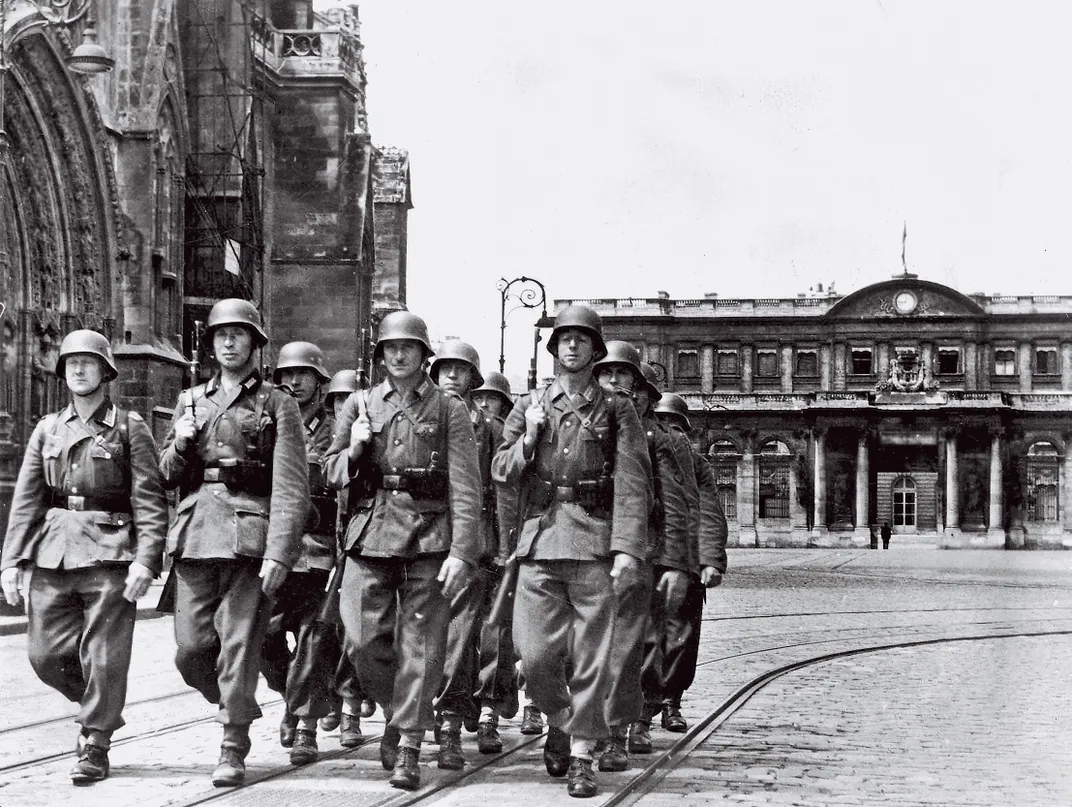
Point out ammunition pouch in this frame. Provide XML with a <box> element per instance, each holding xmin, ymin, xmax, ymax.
<box><xmin>305</xmin><ymin>492</ymin><xmax>338</xmax><ymax>536</ymax></box>
<box><xmin>201</xmin><ymin>458</ymin><xmax>270</xmax><ymax>496</ymax></box>
<box><xmin>527</xmin><ymin>476</ymin><xmax>613</xmax><ymax>519</ymax></box>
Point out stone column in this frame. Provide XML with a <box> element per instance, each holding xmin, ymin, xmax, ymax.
<box><xmin>944</xmin><ymin>431</ymin><xmax>961</xmax><ymax>542</ymax></box>
<box><xmin>1062</xmin><ymin>437</ymin><xmax>1072</xmax><ymax>545</ymax></box>
<box><xmin>819</xmin><ymin>345</ymin><xmax>832</xmax><ymax>390</ymax></box>
<box><xmin>741</xmin><ymin>344</ymin><xmax>754</xmax><ymax>393</ymax></box>
<box><xmin>965</xmin><ymin>342</ymin><xmax>978</xmax><ymax>389</ymax></box>
<box><xmin>1062</xmin><ymin>342</ymin><xmax>1072</xmax><ymax>391</ymax></box>
<box><xmin>700</xmin><ymin>345</ymin><xmax>715</xmax><ymax>393</ymax></box>
<box><xmin>789</xmin><ymin>453</ymin><xmax>809</xmax><ymax>545</ymax></box>
<box><xmin>781</xmin><ymin>345</ymin><xmax>793</xmax><ymax>392</ymax></box>
<box><xmin>811</xmin><ymin>429</ymin><xmax>829</xmax><ymax>543</ymax></box>
<box><xmin>986</xmin><ymin>430</ymin><xmax>1005</xmax><ymax>545</ymax></box>
<box><xmin>1018</xmin><ymin>341</ymin><xmax>1033</xmax><ymax>391</ymax></box>
<box><xmin>737</xmin><ymin>431</ymin><xmax>758</xmax><ymax>546</ymax></box>
<box><xmin>853</xmin><ymin>433</ymin><xmax>870</xmax><ymax>545</ymax></box>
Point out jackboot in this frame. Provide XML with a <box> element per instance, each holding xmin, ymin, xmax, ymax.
<box><xmin>389</xmin><ymin>746</ymin><xmax>421</xmax><ymax>791</ymax></box>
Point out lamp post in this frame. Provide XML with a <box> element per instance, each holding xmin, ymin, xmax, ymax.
<box><xmin>498</xmin><ymin>276</ymin><xmax>550</xmax><ymax>390</ymax></box>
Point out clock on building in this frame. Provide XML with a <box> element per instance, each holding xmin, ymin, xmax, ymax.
<box><xmin>894</xmin><ymin>290</ymin><xmax>918</xmax><ymax>314</ymax></box>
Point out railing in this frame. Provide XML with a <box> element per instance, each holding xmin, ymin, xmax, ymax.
<box><xmin>249</xmin><ymin>15</ymin><xmax>365</xmax><ymax>87</ymax></box>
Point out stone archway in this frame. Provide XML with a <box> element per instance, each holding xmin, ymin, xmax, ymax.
<box><xmin>0</xmin><ymin>23</ymin><xmax>118</xmax><ymax>536</ymax></box>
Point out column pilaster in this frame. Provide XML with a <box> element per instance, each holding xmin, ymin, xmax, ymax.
<box><xmin>986</xmin><ymin>429</ymin><xmax>1006</xmax><ymax>545</ymax></box>
<box><xmin>944</xmin><ymin>429</ymin><xmax>961</xmax><ymax>542</ymax></box>
<box><xmin>853</xmin><ymin>432</ymin><xmax>870</xmax><ymax>545</ymax></box>
<box><xmin>811</xmin><ymin>428</ymin><xmax>830</xmax><ymax>544</ymax></box>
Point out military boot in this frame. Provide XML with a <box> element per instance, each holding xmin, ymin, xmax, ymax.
<box><xmin>340</xmin><ymin>712</ymin><xmax>364</xmax><ymax>748</ymax></box>
<box><xmin>437</xmin><ymin>726</ymin><xmax>465</xmax><ymax>770</ymax></box>
<box><xmin>566</xmin><ymin>756</ymin><xmax>598</xmax><ymax>798</ymax></box>
<box><xmin>213</xmin><ymin>725</ymin><xmax>251</xmax><ymax>787</ymax></box>
<box><xmin>476</xmin><ymin>718</ymin><xmax>503</xmax><ymax>754</ymax></box>
<box><xmin>661</xmin><ymin>700</ymin><xmax>687</xmax><ymax>733</ymax></box>
<box><xmin>290</xmin><ymin>728</ymin><xmax>319</xmax><ymax>765</ymax></box>
<box><xmin>597</xmin><ymin>728</ymin><xmax>628</xmax><ymax>772</ymax></box>
<box><xmin>389</xmin><ymin>746</ymin><xmax>421</xmax><ymax>791</ymax></box>
<box><xmin>279</xmin><ymin>711</ymin><xmax>298</xmax><ymax>747</ymax></box>
<box><xmin>380</xmin><ymin>724</ymin><xmax>401</xmax><ymax>771</ymax></box>
<box><xmin>543</xmin><ymin>726</ymin><xmax>570</xmax><ymax>778</ymax></box>
<box><xmin>627</xmin><ymin>720</ymin><xmax>652</xmax><ymax>754</ymax></box>
<box><xmin>69</xmin><ymin>744</ymin><xmax>109</xmax><ymax>784</ymax></box>
<box><xmin>520</xmin><ymin>705</ymin><xmax>545</xmax><ymax>735</ymax></box>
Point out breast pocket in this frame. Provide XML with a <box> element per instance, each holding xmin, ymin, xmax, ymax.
<box><xmin>580</xmin><ymin>425</ymin><xmax>612</xmax><ymax>471</ymax></box>
<box><xmin>88</xmin><ymin>440</ymin><xmax>128</xmax><ymax>490</ymax></box>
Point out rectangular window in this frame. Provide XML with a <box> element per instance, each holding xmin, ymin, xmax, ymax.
<box><xmin>993</xmin><ymin>348</ymin><xmax>1016</xmax><ymax>376</ymax></box>
<box><xmin>1035</xmin><ymin>347</ymin><xmax>1058</xmax><ymax>375</ymax></box>
<box><xmin>794</xmin><ymin>349</ymin><xmax>818</xmax><ymax>376</ymax></box>
<box><xmin>676</xmin><ymin>349</ymin><xmax>699</xmax><ymax>377</ymax></box>
<box><xmin>937</xmin><ymin>347</ymin><xmax>961</xmax><ymax>375</ymax></box>
<box><xmin>756</xmin><ymin>350</ymin><xmax>779</xmax><ymax>377</ymax></box>
<box><xmin>716</xmin><ymin>349</ymin><xmax>739</xmax><ymax>376</ymax></box>
<box><xmin>850</xmin><ymin>348</ymin><xmax>873</xmax><ymax>375</ymax></box>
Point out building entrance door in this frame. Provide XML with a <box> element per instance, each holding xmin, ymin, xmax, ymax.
<box><xmin>892</xmin><ymin>475</ymin><xmax>917</xmax><ymax>534</ymax></box>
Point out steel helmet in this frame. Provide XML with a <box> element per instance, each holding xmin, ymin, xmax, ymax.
<box><xmin>373</xmin><ymin>311</ymin><xmax>433</xmax><ymax>363</ymax></box>
<box><xmin>546</xmin><ymin>304</ymin><xmax>607</xmax><ymax>362</ymax></box>
<box><xmin>592</xmin><ymin>340</ymin><xmax>643</xmax><ymax>386</ymax></box>
<box><xmin>326</xmin><ymin>369</ymin><xmax>359</xmax><ymax>401</ymax></box>
<box><xmin>205</xmin><ymin>298</ymin><xmax>268</xmax><ymax>347</ymax></box>
<box><xmin>639</xmin><ymin>362</ymin><xmax>662</xmax><ymax>400</ymax></box>
<box><xmin>654</xmin><ymin>392</ymin><xmax>692</xmax><ymax>430</ymax></box>
<box><xmin>273</xmin><ymin>341</ymin><xmax>330</xmax><ymax>384</ymax></box>
<box><xmin>429</xmin><ymin>339</ymin><xmax>484</xmax><ymax>389</ymax></box>
<box><xmin>471</xmin><ymin>370</ymin><xmax>513</xmax><ymax>412</ymax></box>
<box><xmin>55</xmin><ymin>329</ymin><xmax>118</xmax><ymax>382</ymax></box>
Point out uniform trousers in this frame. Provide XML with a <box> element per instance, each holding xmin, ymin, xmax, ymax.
<box><xmin>27</xmin><ymin>565</ymin><xmax>135</xmax><ymax>739</ymax></box>
<box><xmin>173</xmin><ymin>558</ymin><xmax>272</xmax><ymax>728</ymax></box>
<box><xmin>512</xmin><ymin>558</ymin><xmax>615</xmax><ymax>741</ymax></box>
<box><xmin>604</xmin><ymin>562</ymin><xmax>654</xmax><ymax>731</ymax></box>
<box><xmin>475</xmin><ymin>564</ymin><xmax>517</xmax><ymax>711</ymax></box>
<box><xmin>261</xmin><ymin>569</ymin><xmax>338</xmax><ymax>720</ymax></box>
<box><xmin>332</xmin><ymin>631</ymin><xmax>367</xmax><ymax>706</ymax></box>
<box><xmin>661</xmin><ymin>576</ymin><xmax>706</xmax><ymax>701</ymax></box>
<box><xmin>339</xmin><ymin>554</ymin><xmax>450</xmax><ymax>734</ymax></box>
<box><xmin>436</xmin><ymin>565</ymin><xmax>489</xmax><ymax>719</ymax></box>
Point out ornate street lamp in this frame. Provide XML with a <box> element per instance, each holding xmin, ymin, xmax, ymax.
<box><xmin>498</xmin><ymin>276</ymin><xmax>550</xmax><ymax>390</ymax></box>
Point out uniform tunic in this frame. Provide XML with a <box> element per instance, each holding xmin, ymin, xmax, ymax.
<box><xmin>2</xmin><ymin>399</ymin><xmax>168</xmax><ymax>737</ymax></box>
<box><xmin>159</xmin><ymin>371</ymin><xmax>308</xmax><ymax>728</ymax></box>
<box><xmin>322</xmin><ymin>374</ymin><xmax>482</xmax><ymax>734</ymax></box>
<box><xmin>262</xmin><ymin>403</ymin><xmax>340</xmax><ymax>720</ymax></box>
<box><xmin>492</xmin><ymin>378</ymin><xmax>650</xmax><ymax>740</ymax></box>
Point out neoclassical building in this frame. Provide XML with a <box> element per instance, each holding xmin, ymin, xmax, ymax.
<box><xmin>557</xmin><ymin>274</ymin><xmax>1072</xmax><ymax>549</ymax></box>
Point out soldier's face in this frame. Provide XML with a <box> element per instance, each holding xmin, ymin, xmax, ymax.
<box><xmin>65</xmin><ymin>354</ymin><xmax>104</xmax><ymax>396</ymax></box>
<box><xmin>596</xmin><ymin>365</ymin><xmax>636</xmax><ymax>394</ymax></box>
<box><xmin>437</xmin><ymin>360</ymin><xmax>473</xmax><ymax>395</ymax></box>
<box><xmin>383</xmin><ymin>340</ymin><xmax>424</xmax><ymax>381</ymax></box>
<box><xmin>214</xmin><ymin>326</ymin><xmax>254</xmax><ymax>370</ymax></box>
<box><xmin>331</xmin><ymin>395</ymin><xmax>348</xmax><ymax>419</ymax></box>
<box><xmin>556</xmin><ymin>329</ymin><xmax>594</xmax><ymax>371</ymax></box>
<box><xmin>280</xmin><ymin>368</ymin><xmax>319</xmax><ymax>405</ymax></box>
<box><xmin>472</xmin><ymin>391</ymin><xmax>504</xmax><ymax>417</ymax></box>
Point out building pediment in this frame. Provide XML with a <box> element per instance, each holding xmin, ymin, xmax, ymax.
<box><xmin>824</xmin><ymin>278</ymin><xmax>985</xmax><ymax>320</ymax></box>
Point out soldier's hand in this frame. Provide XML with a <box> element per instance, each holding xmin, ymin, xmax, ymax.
<box><xmin>123</xmin><ymin>561</ymin><xmax>154</xmax><ymax>603</ymax></box>
<box><xmin>437</xmin><ymin>556</ymin><xmax>471</xmax><ymax>601</ymax></box>
<box><xmin>656</xmin><ymin>568</ymin><xmax>689</xmax><ymax>613</ymax></box>
<box><xmin>1</xmin><ymin>567</ymin><xmax>24</xmax><ymax>607</ymax></box>
<box><xmin>173</xmin><ymin>412</ymin><xmax>198</xmax><ymax>452</ymax></box>
<box><xmin>351</xmin><ymin>414</ymin><xmax>372</xmax><ymax>446</ymax></box>
<box><xmin>259</xmin><ymin>558</ymin><xmax>289</xmax><ymax>596</ymax></box>
<box><xmin>609</xmin><ymin>552</ymin><xmax>640</xmax><ymax>596</ymax></box>
<box><xmin>700</xmin><ymin>566</ymin><xmax>723</xmax><ymax>589</ymax></box>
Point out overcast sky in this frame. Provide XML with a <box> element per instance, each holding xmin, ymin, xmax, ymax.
<box><xmin>316</xmin><ymin>0</ymin><xmax>1072</xmax><ymax>389</ymax></box>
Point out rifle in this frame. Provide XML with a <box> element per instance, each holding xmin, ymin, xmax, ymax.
<box><xmin>156</xmin><ymin>320</ymin><xmax>205</xmax><ymax>615</ymax></box>
<box><xmin>485</xmin><ymin>550</ymin><xmax>518</xmax><ymax>627</ymax></box>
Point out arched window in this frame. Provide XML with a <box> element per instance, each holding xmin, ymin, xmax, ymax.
<box><xmin>708</xmin><ymin>439</ymin><xmax>737</xmax><ymax>456</ymax></box>
<box><xmin>1026</xmin><ymin>441</ymin><xmax>1060</xmax><ymax>522</ymax></box>
<box><xmin>759</xmin><ymin>439</ymin><xmax>790</xmax><ymax>456</ymax></box>
<box><xmin>892</xmin><ymin>476</ymin><xmax>916</xmax><ymax>527</ymax></box>
<box><xmin>758</xmin><ymin>440</ymin><xmax>791</xmax><ymax>519</ymax></box>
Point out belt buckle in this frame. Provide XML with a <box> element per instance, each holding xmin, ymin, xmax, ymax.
<box><xmin>382</xmin><ymin>474</ymin><xmax>403</xmax><ymax>490</ymax></box>
<box><xmin>67</xmin><ymin>495</ymin><xmax>86</xmax><ymax>511</ymax></box>
<box><xmin>555</xmin><ymin>486</ymin><xmax>575</xmax><ymax>502</ymax></box>
<box><xmin>203</xmin><ymin>468</ymin><xmax>222</xmax><ymax>483</ymax></box>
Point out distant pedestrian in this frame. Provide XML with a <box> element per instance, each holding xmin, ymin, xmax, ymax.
<box><xmin>881</xmin><ymin>521</ymin><xmax>892</xmax><ymax>550</ymax></box>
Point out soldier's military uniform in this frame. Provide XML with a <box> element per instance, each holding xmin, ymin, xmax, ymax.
<box><xmin>322</xmin><ymin>312</ymin><xmax>482</xmax><ymax>790</ymax></box>
<box><xmin>159</xmin><ymin>300</ymin><xmax>308</xmax><ymax>783</ymax></box>
<box><xmin>0</xmin><ymin>330</ymin><xmax>168</xmax><ymax>784</ymax></box>
<box><xmin>261</xmin><ymin>341</ymin><xmax>340</xmax><ymax>764</ymax></box>
<box><xmin>492</xmin><ymin>305</ymin><xmax>650</xmax><ymax>798</ymax></box>
<box><xmin>653</xmin><ymin>393</ymin><xmax>728</xmax><ymax>733</ymax></box>
<box><xmin>592</xmin><ymin>345</ymin><xmax>690</xmax><ymax>772</ymax></box>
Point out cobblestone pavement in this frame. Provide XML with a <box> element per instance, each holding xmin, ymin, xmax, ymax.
<box><xmin>0</xmin><ymin>549</ymin><xmax>1068</xmax><ymax>806</ymax></box>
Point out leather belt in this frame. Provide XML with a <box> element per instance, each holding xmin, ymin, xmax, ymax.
<box><xmin>50</xmin><ymin>492</ymin><xmax>132</xmax><ymax>514</ymax></box>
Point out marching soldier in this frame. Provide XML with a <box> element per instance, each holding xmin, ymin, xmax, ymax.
<box><xmin>262</xmin><ymin>341</ymin><xmax>339</xmax><ymax>765</ymax></box>
<box><xmin>591</xmin><ymin>344</ymin><xmax>690</xmax><ymax>773</ymax></box>
<box><xmin>322</xmin><ymin>311</ymin><xmax>482</xmax><ymax>791</ymax></box>
<box><xmin>319</xmin><ymin>368</ymin><xmax>375</xmax><ymax>748</ymax></box>
<box><xmin>469</xmin><ymin>371</ymin><xmax>521</xmax><ymax>744</ymax></box>
<box><xmin>651</xmin><ymin>392</ymin><xmax>727</xmax><ymax>733</ymax></box>
<box><xmin>159</xmin><ymin>299</ymin><xmax>309</xmax><ymax>787</ymax></box>
<box><xmin>492</xmin><ymin>304</ymin><xmax>651</xmax><ymax>799</ymax></box>
<box><xmin>0</xmin><ymin>330</ymin><xmax>169</xmax><ymax>784</ymax></box>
